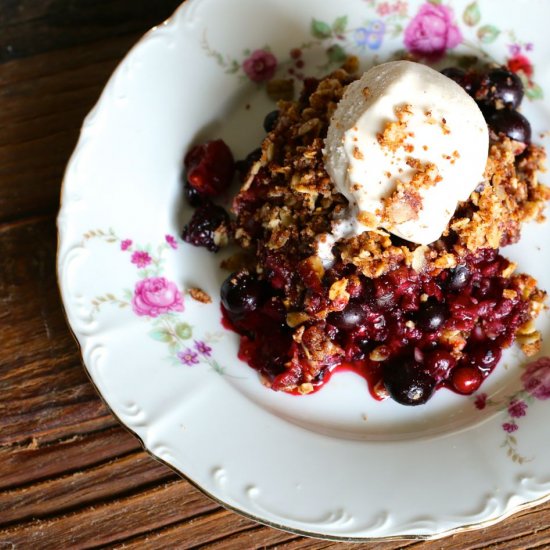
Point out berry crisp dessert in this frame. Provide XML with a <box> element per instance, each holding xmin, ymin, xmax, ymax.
<box><xmin>181</xmin><ymin>58</ymin><xmax>550</xmax><ymax>406</ymax></box>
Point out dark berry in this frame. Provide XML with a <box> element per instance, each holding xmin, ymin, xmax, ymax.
<box><xmin>235</xmin><ymin>148</ymin><xmax>262</xmax><ymax>181</ymax></box>
<box><xmin>475</xmin><ymin>68</ymin><xmax>524</xmax><ymax>109</ymax></box>
<box><xmin>441</xmin><ymin>67</ymin><xmax>478</xmax><ymax>95</ymax></box>
<box><xmin>486</xmin><ymin>108</ymin><xmax>531</xmax><ymax>145</ymax></box>
<box><xmin>447</xmin><ymin>264</ymin><xmax>471</xmax><ymax>291</ymax></box>
<box><xmin>328</xmin><ymin>303</ymin><xmax>365</xmax><ymax>331</ymax></box>
<box><xmin>416</xmin><ymin>300</ymin><xmax>448</xmax><ymax>332</ymax></box>
<box><xmin>184</xmin><ymin>139</ymin><xmax>235</xmax><ymax>198</ymax></box>
<box><xmin>467</xmin><ymin>345</ymin><xmax>502</xmax><ymax>375</ymax></box>
<box><xmin>441</xmin><ymin>67</ymin><xmax>466</xmax><ymax>86</ymax></box>
<box><xmin>451</xmin><ymin>365</ymin><xmax>483</xmax><ymax>394</ymax></box>
<box><xmin>221</xmin><ymin>271</ymin><xmax>265</xmax><ymax>315</ymax></box>
<box><xmin>263</xmin><ymin>110</ymin><xmax>279</xmax><ymax>133</ymax></box>
<box><xmin>183</xmin><ymin>182</ymin><xmax>204</xmax><ymax>207</ymax></box>
<box><xmin>181</xmin><ymin>201</ymin><xmax>230</xmax><ymax>252</ymax></box>
<box><xmin>383</xmin><ymin>359</ymin><xmax>436</xmax><ymax>406</ymax></box>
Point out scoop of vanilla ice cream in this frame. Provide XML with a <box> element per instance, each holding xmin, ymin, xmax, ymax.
<box><xmin>324</xmin><ymin>60</ymin><xmax>488</xmax><ymax>245</ymax></box>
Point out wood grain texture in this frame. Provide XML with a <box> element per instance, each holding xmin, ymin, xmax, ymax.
<box><xmin>1</xmin><ymin>1</ymin><xmax>549</xmax><ymax>548</ymax></box>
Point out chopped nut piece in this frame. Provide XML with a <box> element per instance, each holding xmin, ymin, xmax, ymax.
<box><xmin>188</xmin><ymin>287</ymin><xmax>212</xmax><ymax>304</ymax></box>
<box><xmin>329</xmin><ymin>278</ymin><xmax>350</xmax><ymax>302</ymax></box>
<box><xmin>287</xmin><ymin>311</ymin><xmax>310</xmax><ymax>328</ymax></box>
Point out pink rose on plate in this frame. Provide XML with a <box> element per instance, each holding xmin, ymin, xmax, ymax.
<box><xmin>132</xmin><ymin>277</ymin><xmax>184</xmax><ymax>318</ymax></box>
<box><xmin>521</xmin><ymin>357</ymin><xmax>550</xmax><ymax>400</ymax></box>
<box><xmin>243</xmin><ymin>49</ymin><xmax>278</xmax><ymax>83</ymax></box>
<box><xmin>404</xmin><ymin>3</ymin><xmax>462</xmax><ymax>59</ymax></box>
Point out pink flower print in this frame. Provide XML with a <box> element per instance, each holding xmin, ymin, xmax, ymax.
<box><xmin>521</xmin><ymin>357</ymin><xmax>550</xmax><ymax>400</ymax></box>
<box><xmin>474</xmin><ymin>393</ymin><xmax>488</xmax><ymax>410</ymax></box>
<box><xmin>165</xmin><ymin>234</ymin><xmax>178</xmax><ymax>250</ymax></box>
<box><xmin>131</xmin><ymin>250</ymin><xmax>152</xmax><ymax>268</ymax></box>
<box><xmin>404</xmin><ymin>3</ymin><xmax>462</xmax><ymax>59</ymax></box>
<box><xmin>502</xmin><ymin>422</ymin><xmax>519</xmax><ymax>433</ymax></box>
<box><xmin>132</xmin><ymin>277</ymin><xmax>184</xmax><ymax>318</ymax></box>
<box><xmin>508</xmin><ymin>399</ymin><xmax>528</xmax><ymax>418</ymax></box>
<box><xmin>121</xmin><ymin>239</ymin><xmax>132</xmax><ymax>251</ymax></box>
<box><xmin>377</xmin><ymin>2</ymin><xmax>391</xmax><ymax>16</ymax></box>
<box><xmin>194</xmin><ymin>340</ymin><xmax>212</xmax><ymax>358</ymax></box>
<box><xmin>243</xmin><ymin>50</ymin><xmax>278</xmax><ymax>83</ymax></box>
<box><xmin>177</xmin><ymin>348</ymin><xmax>199</xmax><ymax>366</ymax></box>
<box><xmin>396</xmin><ymin>1</ymin><xmax>408</xmax><ymax>17</ymax></box>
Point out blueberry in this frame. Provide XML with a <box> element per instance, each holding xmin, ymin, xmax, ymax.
<box><xmin>416</xmin><ymin>300</ymin><xmax>448</xmax><ymax>332</ymax></box>
<box><xmin>486</xmin><ymin>109</ymin><xmax>531</xmax><ymax>145</ymax></box>
<box><xmin>441</xmin><ymin>67</ymin><xmax>478</xmax><ymax>95</ymax></box>
<box><xmin>235</xmin><ymin>148</ymin><xmax>263</xmax><ymax>180</ymax></box>
<box><xmin>441</xmin><ymin>67</ymin><xmax>466</xmax><ymax>86</ymax></box>
<box><xmin>263</xmin><ymin>110</ymin><xmax>279</xmax><ymax>133</ymax></box>
<box><xmin>181</xmin><ymin>201</ymin><xmax>230</xmax><ymax>252</ymax></box>
<box><xmin>476</xmin><ymin>68</ymin><xmax>524</xmax><ymax>109</ymax></box>
<box><xmin>447</xmin><ymin>264</ymin><xmax>471</xmax><ymax>291</ymax></box>
<box><xmin>382</xmin><ymin>358</ymin><xmax>436</xmax><ymax>406</ymax></box>
<box><xmin>328</xmin><ymin>303</ymin><xmax>365</xmax><ymax>330</ymax></box>
<box><xmin>183</xmin><ymin>181</ymin><xmax>204</xmax><ymax>207</ymax></box>
<box><xmin>221</xmin><ymin>271</ymin><xmax>265</xmax><ymax>315</ymax></box>
<box><xmin>466</xmin><ymin>345</ymin><xmax>502</xmax><ymax>375</ymax></box>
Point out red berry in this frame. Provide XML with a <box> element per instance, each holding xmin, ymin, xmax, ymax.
<box><xmin>184</xmin><ymin>139</ymin><xmax>235</xmax><ymax>198</ymax></box>
<box><xmin>451</xmin><ymin>366</ymin><xmax>483</xmax><ymax>395</ymax></box>
<box><xmin>290</xmin><ymin>48</ymin><xmax>302</xmax><ymax>59</ymax></box>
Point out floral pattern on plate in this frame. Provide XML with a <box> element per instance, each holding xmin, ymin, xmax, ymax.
<box><xmin>202</xmin><ymin>0</ymin><xmax>542</xmax><ymax>100</ymax></box>
<box><xmin>57</xmin><ymin>0</ymin><xmax>550</xmax><ymax>539</ymax></box>
<box><xmin>474</xmin><ymin>357</ymin><xmax>550</xmax><ymax>463</ymax></box>
<box><xmin>83</xmin><ymin>229</ymin><xmax>233</xmax><ymax>377</ymax></box>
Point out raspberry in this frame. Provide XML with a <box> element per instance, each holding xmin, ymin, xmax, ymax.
<box><xmin>184</xmin><ymin>139</ymin><xmax>235</xmax><ymax>198</ymax></box>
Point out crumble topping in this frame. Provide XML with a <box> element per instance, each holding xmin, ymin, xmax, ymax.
<box><xmin>220</xmin><ymin>63</ymin><xmax>548</xmax><ymax>401</ymax></box>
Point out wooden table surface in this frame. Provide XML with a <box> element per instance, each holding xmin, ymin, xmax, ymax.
<box><xmin>1</xmin><ymin>1</ymin><xmax>549</xmax><ymax>548</ymax></box>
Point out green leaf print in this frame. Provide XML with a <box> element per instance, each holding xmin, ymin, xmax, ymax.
<box><xmin>326</xmin><ymin>44</ymin><xmax>347</xmax><ymax>64</ymax></box>
<box><xmin>149</xmin><ymin>328</ymin><xmax>174</xmax><ymax>343</ymax></box>
<box><xmin>332</xmin><ymin>16</ymin><xmax>348</xmax><ymax>35</ymax></box>
<box><xmin>477</xmin><ymin>25</ymin><xmax>500</xmax><ymax>44</ymax></box>
<box><xmin>463</xmin><ymin>2</ymin><xmax>481</xmax><ymax>27</ymax></box>
<box><xmin>311</xmin><ymin>19</ymin><xmax>332</xmax><ymax>39</ymax></box>
<box><xmin>525</xmin><ymin>82</ymin><xmax>544</xmax><ymax>101</ymax></box>
<box><xmin>175</xmin><ymin>323</ymin><xmax>193</xmax><ymax>340</ymax></box>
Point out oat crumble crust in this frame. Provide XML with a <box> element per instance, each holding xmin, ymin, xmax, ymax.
<box><xmin>230</xmin><ymin>65</ymin><xmax>549</xmax><ymax>384</ymax></box>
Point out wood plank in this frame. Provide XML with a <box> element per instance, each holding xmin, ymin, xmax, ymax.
<box><xmin>0</xmin><ymin>216</ymin><xmax>114</xmax><ymax>446</ymax></box>
<box><xmin>112</xmin><ymin>509</ymin><xmax>257</xmax><ymax>549</ymax></box>
<box><xmin>0</xmin><ymin>37</ymin><xmax>139</xmax><ymax>222</ymax></box>
<box><xmin>0</xmin><ymin>428</ymin><xmax>140</xmax><ymax>490</ymax></box>
<box><xmin>0</xmin><ymin>1</ymin><xmax>182</xmax><ymax>64</ymax></box>
<box><xmin>0</xmin><ymin>451</ymin><xmax>175</xmax><ymax>526</ymax></box>
<box><xmin>201</xmin><ymin>526</ymin><xmax>300</xmax><ymax>550</ymax></box>
<box><xmin>0</xmin><ymin>480</ymin><xmax>218</xmax><ymax>549</ymax></box>
<box><xmin>264</xmin><ymin>538</ymin><xmax>414</xmax><ymax>550</ymax></box>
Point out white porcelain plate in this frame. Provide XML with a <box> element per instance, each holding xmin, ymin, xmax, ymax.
<box><xmin>58</xmin><ymin>0</ymin><xmax>550</xmax><ymax>540</ymax></box>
